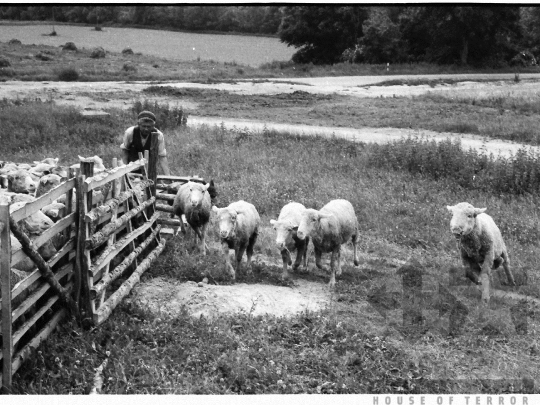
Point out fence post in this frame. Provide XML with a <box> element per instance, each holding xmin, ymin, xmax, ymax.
<box><xmin>148</xmin><ymin>133</ymin><xmax>159</xmax><ymax>197</ymax></box>
<box><xmin>78</xmin><ymin>161</ymin><xmax>94</xmax><ymax>326</ymax></box>
<box><xmin>0</xmin><ymin>202</ymin><xmax>13</xmax><ymax>393</ymax></box>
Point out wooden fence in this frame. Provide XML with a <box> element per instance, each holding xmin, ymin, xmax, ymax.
<box><xmin>0</xmin><ymin>135</ymin><xmax>168</xmax><ymax>392</ymax></box>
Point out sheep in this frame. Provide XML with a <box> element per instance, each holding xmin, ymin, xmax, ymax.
<box><xmin>35</xmin><ymin>173</ymin><xmax>66</xmax><ymax>198</ymax></box>
<box><xmin>296</xmin><ymin>199</ymin><xmax>360</xmax><ymax>288</ymax></box>
<box><xmin>7</xmin><ymin>170</ymin><xmax>37</xmax><ymax>194</ymax></box>
<box><xmin>212</xmin><ymin>200</ymin><xmax>260</xmax><ymax>280</ymax></box>
<box><xmin>446</xmin><ymin>202</ymin><xmax>516</xmax><ymax>303</ymax></box>
<box><xmin>9</xmin><ymin>201</ymin><xmax>57</xmax><ymax>271</ymax></box>
<box><xmin>270</xmin><ymin>202</ymin><xmax>309</xmax><ymax>280</ymax></box>
<box><xmin>172</xmin><ymin>181</ymin><xmax>212</xmax><ymax>254</ymax></box>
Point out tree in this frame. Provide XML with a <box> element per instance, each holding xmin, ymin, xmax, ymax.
<box><xmin>358</xmin><ymin>7</ymin><xmax>407</xmax><ymax>63</ymax></box>
<box><xmin>279</xmin><ymin>6</ymin><xmax>369</xmax><ymax>64</ymax></box>
<box><xmin>519</xmin><ymin>7</ymin><xmax>540</xmax><ymax>56</ymax></box>
<box><xmin>419</xmin><ymin>6</ymin><xmax>520</xmax><ymax>66</ymax></box>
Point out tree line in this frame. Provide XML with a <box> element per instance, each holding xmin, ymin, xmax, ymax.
<box><xmin>2</xmin><ymin>5</ymin><xmax>540</xmax><ymax>67</ymax></box>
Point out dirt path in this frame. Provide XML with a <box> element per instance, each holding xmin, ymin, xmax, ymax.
<box><xmin>3</xmin><ymin>77</ymin><xmax>539</xmax><ymax>158</ymax></box>
<box><xmin>188</xmin><ymin>116</ymin><xmax>540</xmax><ymax>158</ymax></box>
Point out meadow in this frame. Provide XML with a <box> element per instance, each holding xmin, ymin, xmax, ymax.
<box><xmin>0</xmin><ymin>23</ymin><xmax>295</xmax><ymax>67</ymax></box>
<box><xmin>2</xmin><ymin>99</ymin><xmax>539</xmax><ymax>394</ymax></box>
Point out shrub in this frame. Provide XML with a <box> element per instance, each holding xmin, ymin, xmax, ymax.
<box><xmin>35</xmin><ymin>52</ymin><xmax>53</xmax><ymax>61</ymax></box>
<box><xmin>62</xmin><ymin>42</ymin><xmax>77</xmax><ymax>51</ymax></box>
<box><xmin>132</xmin><ymin>99</ymin><xmax>188</xmax><ymax>130</ymax></box>
<box><xmin>122</xmin><ymin>47</ymin><xmax>134</xmax><ymax>55</ymax></box>
<box><xmin>57</xmin><ymin>67</ymin><xmax>79</xmax><ymax>81</ymax></box>
<box><xmin>0</xmin><ymin>56</ymin><xmax>11</xmax><ymax>67</ymax></box>
<box><xmin>8</xmin><ymin>39</ymin><xmax>22</xmax><ymax>45</ymax></box>
<box><xmin>122</xmin><ymin>63</ymin><xmax>137</xmax><ymax>73</ymax></box>
<box><xmin>90</xmin><ymin>47</ymin><xmax>106</xmax><ymax>59</ymax></box>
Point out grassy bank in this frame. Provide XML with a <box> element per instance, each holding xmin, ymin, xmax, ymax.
<box><xmin>7</xmin><ymin>103</ymin><xmax>540</xmax><ymax>394</ymax></box>
<box><xmin>2</xmin><ymin>40</ymin><xmax>540</xmax><ymax>83</ymax></box>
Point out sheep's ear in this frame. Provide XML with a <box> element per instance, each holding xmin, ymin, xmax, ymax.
<box><xmin>78</xmin><ymin>155</ymin><xmax>84</xmax><ymax>161</ymax></box>
<box><xmin>202</xmin><ymin>183</ymin><xmax>210</xmax><ymax>191</ymax></box>
<box><xmin>318</xmin><ymin>213</ymin><xmax>331</xmax><ymax>220</ymax></box>
<box><xmin>270</xmin><ymin>219</ymin><xmax>277</xmax><ymax>226</ymax></box>
<box><xmin>212</xmin><ymin>205</ymin><xmax>219</xmax><ymax>213</ymax></box>
<box><xmin>446</xmin><ymin>205</ymin><xmax>455</xmax><ymax>213</ymax></box>
<box><xmin>473</xmin><ymin>208</ymin><xmax>487</xmax><ymax>216</ymax></box>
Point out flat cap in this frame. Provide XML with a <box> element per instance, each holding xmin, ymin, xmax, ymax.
<box><xmin>138</xmin><ymin>110</ymin><xmax>156</xmax><ymax>123</ymax></box>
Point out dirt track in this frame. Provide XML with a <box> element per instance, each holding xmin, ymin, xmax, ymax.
<box><xmin>2</xmin><ymin>76</ymin><xmax>540</xmax><ymax>158</ymax></box>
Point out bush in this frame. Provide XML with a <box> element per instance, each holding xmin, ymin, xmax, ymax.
<box><xmin>35</xmin><ymin>52</ymin><xmax>53</xmax><ymax>61</ymax></box>
<box><xmin>0</xmin><ymin>56</ymin><xmax>11</xmax><ymax>67</ymax></box>
<box><xmin>62</xmin><ymin>42</ymin><xmax>77</xmax><ymax>51</ymax></box>
<box><xmin>90</xmin><ymin>47</ymin><xmax>106</xmax><ymax>59</ymax></box>
<box><xmin>122</xmin><ymin>63</ymin><xmax>137</xmax><ymax>73</ymax></box>
<box><xmin>122</xmin><ymin>47</ymin><xmax>134</xmax><ymax>55</ymax></box>
<box><xmin>8</xmin><ymin>39</ymin><xmax>22</xmax><ymax>45</ymax></box>
<box><xmin>57</xmin><ymin>67</ymin><xmax>79</xmax><ymax>81</ymax></box>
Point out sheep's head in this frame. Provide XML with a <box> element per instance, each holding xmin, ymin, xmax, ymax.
<box><xmin>184</xmin><ymin>181</ymin><xmax>210</xmax><ymax>208</ymax></box>
<box><xmin>7</xmin><ymin>170</ymin><xmax>36</xmax><ymax>194</ymax></box>
<box><xmin>270</xmin><ymin>219</ymin><xmax>296</xmax><ymax>250</ymax></box>
<box><xmin>212</xmin><ymin>206</ymin><xmax>237</xmax><ymax>240</ymax></box>
<box><xmin>297</xmin><ymin>209</ymin><xmax>331</xmax><ymax>240</ymax></box>
<box><xmin>446</xmin><ymin>202</ymin><xmax>486</xmax><ymax>237</ymax></box>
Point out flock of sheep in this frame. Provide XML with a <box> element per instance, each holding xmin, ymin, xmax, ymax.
<box><xmin>0</xmin><ymin>156</ymin><xmax>106</xmax><ymax>276</ymax></box>
<box><xmin>0</xmin><ymin>155</ymin><xmax>517</xmax><ymax>304</ymax></box>
<box><xmin>173</xmin><ymin>180</ymin><xmax>516</xmax><ymax>303</ymax></box>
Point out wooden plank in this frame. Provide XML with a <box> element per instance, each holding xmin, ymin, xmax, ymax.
<box><xmin>156</xmin><ymin>203</ymin><xmax>174</xmax><ymax>213</ymax></box>
<box><xmin>94</xmin><ymin>241</ymin><xmax>166</xmax><ymax>325</ymax></box>
<box><xmin>85</xmin><ymin>197</ymin><xmax>156</xmax><ymax>250</ymax></box>
<box><xmin>84</xmin><ymin>180</ymin><xmax>152</xmax><ymax>223</ymax></box>
<box><xmin>10</xmin><ymin>248</ymin><xmax>76</xmax><ymax>303</ymax></box>
<box><xmin>157</xmin><ymin>217</ymin><xmax>183</xmax><ymax>227</ymax></box>
<box><xmin>10</xmin><ymin>179</ymin><xmax>76</xmax><ymax>223</ymax></box>
<box><xmin>83</xmin><ymin>159</ymin><xmax>146</xmax><ymax>192</ymax></box>
<box><xmin>156</xmin><ymin>193</ymin><xmax>176</xmax><ymax>203</ymax></box>
<box><xmin>12</xmin><ymin>281</ymin><xmax>73</xmax><ymax>346</ymax></box>
<box><xmin>11</xmin><ymin>212</ymin><xmax>76</xmax><ymax>267</ymax></box>
<box><xmin>157</xmin><ymin>175</ymin><xmax>205</xmax><ymax>184</ymax></box>
<box><xmin>89</xmin><ymin>212</ymin><xmax>159</xmax><ymax>275</ymax></box>
<box><xmin>91</xmin><ymin>225</ymin><xmax>161</xmax><ymax>298</ymax></box>
<box><xmin>11</xmin><ymin>263</ymin><xmax>72</xmax><ymax>324</ymax></box>
<box><xmin>0</xmin><ymin>203</ymin><xmax>13</xmax><ymax>392</ymax></box>
<box><xmin>11</xmin><ymin>308</ymin><xmax>66</xmax><ymax>376</ymax></box>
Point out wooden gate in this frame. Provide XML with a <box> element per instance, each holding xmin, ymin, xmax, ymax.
<box><xmin>1</xmin><ymin>136</ymin><xmax>167</xmax><ymax>392</ymax></box>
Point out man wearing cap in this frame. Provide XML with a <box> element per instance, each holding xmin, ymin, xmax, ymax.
<box><xmin>121</xmin><ymin>110</ymin><xmax>171</xmax><ymax>175</ymax></box>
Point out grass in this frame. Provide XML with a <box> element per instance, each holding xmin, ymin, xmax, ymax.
<box><xmin>142</xmin><ymin>82</ymin><xmax>540</xmax><ymax>146</ymax></box>
<box><xmin>5</xmin><ymin>102</ymin><xmax>540</xmax><ymax>394</ymax></box>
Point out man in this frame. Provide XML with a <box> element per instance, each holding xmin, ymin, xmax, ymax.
<box><xmin>121</xmin><ymin>110</ymin><xmax>171</xmax><ymax>175</ymax></box>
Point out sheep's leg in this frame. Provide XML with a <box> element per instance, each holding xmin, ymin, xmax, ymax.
<box><xmin>281</xmin><ymin>249</ymin><xmax>291</xmax><ymax>280</ymax></box>
<box><xmin>236</xmin><ymin>244</ymin><xmax>247</xmax><ymax>277</ymax></box>
<box><xmin>302</xmin><ymin>237</ymin><xmax>309</xmax><ymax>270</ymax></box>
<box><xmin>501</xmin><ymin>251</ymin><xmax>516</xmax><ymax>286</ymax></box>
<box><xmin>314</xmin><ymin>246</ymin><xmax>327</xmax><ymax>272</ymax></box>
<box><xmin>292</xmin><ymin>246</ymin><xmax>304</xmax><ymax>272</ymax></box>
<box><xmin>222</xmin><ymin>241</ymin><xmax>235</xmax><ymax>279</ymax></box>
<box><xmin>479</xmin><ymin>251</ymin><xmax>495</xmax><ymax>303</ymax></box>
<box><xmin>328</xmin><ymin>248</ymin><xmax>339</xmax><ymax>288</ymax></box>
<box><xmin>246</xmin><ymin>233</ymin><xmax>257</xmax><ymax>274</ymax></box>
<box><xmin>352</xmin><ymin>232</ymin><xmax>359</xmax><ymax>266</ymax></box>
<box><xmin>336</xmin><ymin>249</ymin><xmax>342</xmax><ymax>276</ymax></box>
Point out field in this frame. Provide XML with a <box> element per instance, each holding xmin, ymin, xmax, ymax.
<box><xmin>0</xmin><ymin>23</ymin><xmax>295</xmax><ymax>67</ymax></box>
<box><xmin>1</xmin><ymin>39</ymin><xmax>540</xmax><ymax>395</ymax></box>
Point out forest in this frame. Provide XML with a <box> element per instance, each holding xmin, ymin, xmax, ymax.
<box><xmin>1</xmin><ymin>5</ymin><xmax>540</xmax><ymax>67</ymax></box>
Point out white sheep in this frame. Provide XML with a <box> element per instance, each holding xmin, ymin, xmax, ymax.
<box><xmin>212</xmin><ymin>200</ymin><xmax>260</xmax><ymax>280</ymax></box>
<box><xmin>447</xmin><ymin>202</ymin><xmax>516</xmax><ymax>303</ymax></box>
<box><xmin>7</xmin><ymin>170</ymin><xmax>37</xmax><ymax>194</ymax></box>
<box><xmin>270</xmin><ymin>202</ymin><xmax>309</xmax><ymax>280</ymax></box>
<box><xmin>297</xmin><ymin>199</ymin><xmax>360</xmax><ymax>288</ymax></box>
<box><xmin>172</xmin><ymin>181</ymin><xmax>212</xmax><ymax>254</ymax></box>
